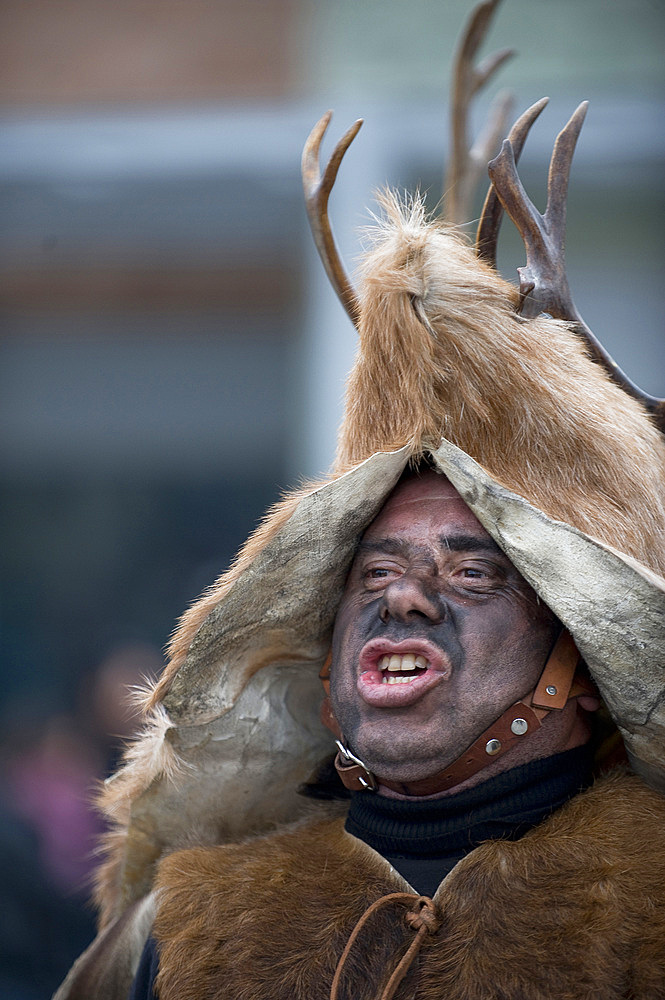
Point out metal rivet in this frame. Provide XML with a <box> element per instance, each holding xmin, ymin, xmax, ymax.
<box><xmin>510</xmin><ymin>717</ymin><xmax>529</xmax><ymax>736</ymax></box>
<box><xmin>485</xmin><ymin>738</ymin><xmax>502</xmax><ymax>755</ymax></box>
<box><xmin>546</xmin><ymin>685</ymin><xmax>558</xmax><ymax>696</ymax></box>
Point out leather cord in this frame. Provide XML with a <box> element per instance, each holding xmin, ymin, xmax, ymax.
<box><xmin>329</xmin><ymin>892</ymin><xmax>441</xmax><ymax>1000</ymax></box>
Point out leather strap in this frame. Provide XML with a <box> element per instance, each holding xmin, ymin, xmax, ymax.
<box><xmin>532</xmin><ymin>628</ymin><xmax>580</xmax><ymax>709</ymax></box>
<box><xmin>334</xmin><ymin>629</ymin><xmax>592</xmax><ymax>795</ymax></box>
<box><xmin>378</xmin><ymin>700</ymin><xmax>548</xmax><ymax>797</ymax></box>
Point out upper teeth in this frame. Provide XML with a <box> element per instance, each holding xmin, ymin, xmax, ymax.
<box><xmin>378</xmin><ymin>654</ymin><xmax>429</xmax><ymax>683</ymax></box>
<box><xmin>379</xmin><ymin>654</ymin><xmax>429</xmax><ymax>672</ymax></box>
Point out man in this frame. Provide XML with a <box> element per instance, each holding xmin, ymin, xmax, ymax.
<box><xmin>55</xmin><ymin>11</ymin><xmax>665</xmax><ymax>987</ymax></box>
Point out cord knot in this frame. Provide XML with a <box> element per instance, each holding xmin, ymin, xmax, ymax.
<box><xmin>404</xmin><ymin>895</ymin><xmax>441</xmax><ymax>935</ymax></box>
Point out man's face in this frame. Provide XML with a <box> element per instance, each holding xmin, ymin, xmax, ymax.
<box><xmin>330</xmin><ymin>470</ymin><xmax>559</xmax><ymax>784</ymax></box>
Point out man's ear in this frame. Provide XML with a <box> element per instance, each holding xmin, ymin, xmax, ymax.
<box><xmin>578</xmin><ymin>693</ymin><xmax>601</xmax><ymax>713</ymax></box>
<box><xmin>319</xmin><ymin>650</ymin><xmax>343</xmax><ymax>739</ymax></box>
<box><xmin>320</xmin><ymin>696</ymin><xmax>343</xmax><ymax>739</ymax></box>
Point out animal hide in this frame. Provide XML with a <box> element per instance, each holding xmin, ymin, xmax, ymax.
<box><xmin>154</xmin><ymin>769</ymin><xmax>665</xmax><ymax>1000</ymax></box>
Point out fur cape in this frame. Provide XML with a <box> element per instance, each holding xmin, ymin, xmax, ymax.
<box><xmin>152</xmin><ymin>769</ymin><xmax>665</xmax><ymax>1000</ymax></box>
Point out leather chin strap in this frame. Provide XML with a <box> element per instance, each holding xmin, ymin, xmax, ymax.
<box><xmin>325</xmin><ymin>629</ymin><xmax>596</xmax><ymax>797</ymax></box>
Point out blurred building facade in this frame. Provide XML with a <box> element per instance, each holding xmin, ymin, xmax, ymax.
<box><xmin>0</xmin><ymin>1</ymin><xmax>663</xmax><ymax>989</ymax></box>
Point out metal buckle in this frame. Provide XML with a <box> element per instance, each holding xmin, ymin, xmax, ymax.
<box><xmin>334</xmin><ymin>740</ymin><xmax>378</xmax><ymax>791</ymax></box>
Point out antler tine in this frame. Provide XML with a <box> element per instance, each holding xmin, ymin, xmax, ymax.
<box><xmin>543</xmin><ymin>101</ymin><xmax>588</xmax><ymax>250</ymax></box>
<box><xmin>476</xmin><ymin>96</ymin><xmax>549</xmax><ymax>266</ymax></box>
<box><xmin>487</xmin><ymin>104</ymin><xmax>665</xmax><ymax>422</ymax></box>
<box><xmin>487</xmin><ymin>102</ymin><xmax>586</xmax><ymax>318</ymax></box>
<box><xmin>302</xmin><ymin>111</ymin><xmax>362</xmax><ymax>327</ymax></box>
<box><xmin>443</xmin><ymin>0</ymin><xmax>515</xmax><ymax>227</ymax></box>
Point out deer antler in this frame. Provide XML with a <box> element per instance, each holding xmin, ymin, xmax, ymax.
<box><xmin>443</xmin><ymin>0</ymin><xmax>515</xmax><ymax>227</ymax></box>
<box><xmin>487</xmin><ymin>102</ymin><xmax>665</xmax><ymax>427</ymax></box>
<box><xmin>476</xmin><ymin>96</ymin><xmax>549</xmax><ymax>266</ymax></box>
<box><xmin>301</xmin><ymin>111</ymin><xmax>362</xmax><ymax>327</ymax></box>
<box><xmin>302</xmin><ymin>1</ymin><xmax>513</xmax><ymax>327</ymax></box>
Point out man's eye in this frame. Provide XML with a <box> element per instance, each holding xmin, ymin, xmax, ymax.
<box><xmin>454</xmin><ymin>563</ymin><xmax>500</xmax><ymax>588</ymax></box>
<box><xmin>363</xmin><ymin>565</ymin><xmax>401</xmax><ymax>587</ymax></box>
<box><xmin>367</xmin><ymin>567</ymin><xmax>395</xmax><ymax>579</ymax></box>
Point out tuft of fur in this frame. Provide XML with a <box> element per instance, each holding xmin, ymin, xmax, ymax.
<box><xmin>153</xmin><ymin>770</ymin><xmax>665</xmax><ymax>1000</ymax></box>
<box><xmin>336</xmin><ymin>191</ymin><xmax>665</xmax><ymax>576</ymax></box>
<box><xmin>92</xmin><ymin>703</ymin><xmax>189</xmax><ymax>927</ymax></box>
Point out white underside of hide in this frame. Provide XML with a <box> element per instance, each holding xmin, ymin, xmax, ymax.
<box><xmin>53</xmin><ymin>892</ymin><xmax>156</xmax><ymax>1000</ymax></box>
<box><xmin>125</xmin><ymin>663</ymin><xmax>340</xmax><ymax>883</ymax></box>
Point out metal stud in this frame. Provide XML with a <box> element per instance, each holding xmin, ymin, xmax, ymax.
<box><xmin>485</xmin><ymin>738</ymin><xmax>502</xmax><ymax>755</ymax></box>
<box><xmin>546</xmin><ymin>685</ymin><xmax>558</xmax><ymax>696</ymax></box>
<box><xmin>510</xmin><ymin>717</ymin><xmax>528</xmax><ymax>736</ymax></box>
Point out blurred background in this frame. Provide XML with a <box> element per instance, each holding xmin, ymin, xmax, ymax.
<box><xmin>0</xmin><ymin>0</ymin><xmax>663</xmax><ymax>995</ymax></box>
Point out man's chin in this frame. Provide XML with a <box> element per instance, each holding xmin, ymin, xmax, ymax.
<box><xmin>352</xmin><ymin>735</ymin><xmax>455</xmax><ymax>785</ymax></box>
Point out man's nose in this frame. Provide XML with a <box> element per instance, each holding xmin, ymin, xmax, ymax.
<box><xmin>379</xmin><ymin>573</ymin><xmax>447</xmax><ymax>625</ymax></box>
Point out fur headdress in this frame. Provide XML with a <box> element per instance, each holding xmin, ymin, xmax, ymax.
<box><xmin>71</xmin><ymin>195</ymin><xmax>665</xmax><ymax>943</ymax></box>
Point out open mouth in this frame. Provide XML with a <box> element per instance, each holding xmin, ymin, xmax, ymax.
<box><xmin>357</xmin><ymin>639</ymin><xmax>448</xmax><ymax>707</ymax></box>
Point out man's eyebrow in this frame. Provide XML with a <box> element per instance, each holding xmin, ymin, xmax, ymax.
<box><xmin>356</xmin><ymin>534</ymin><xmax>503</xmax><ymax>557</ymax></box>
<box><xmin>356</xmin><ymin>537</ymin><xmax>413</xmax><ymax>557</ymax></box>
<box><xmin>438</xmin><ymin>534</ymin><xmax>503</xmax><ymax>556</ymax></box>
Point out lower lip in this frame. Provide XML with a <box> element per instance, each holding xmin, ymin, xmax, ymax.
<box><xmin>357</xmin><ymin>667</ymin><xmax>445</xmax><ymax>708</ymax></box>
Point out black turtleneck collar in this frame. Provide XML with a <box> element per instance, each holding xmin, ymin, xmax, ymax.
<box><xmin>345</xmin><ymin>746</ymin><xmax>594</xmax><ymax>896</ymax></box>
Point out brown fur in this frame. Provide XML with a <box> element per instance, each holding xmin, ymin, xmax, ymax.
<box><xmin>154</xmin><ymin>770</ymin><xmax>665</xmax><ymax>1000</ymax></box>
<box><xmin>337</xmin><ymin>193</ymin><xmax>665</xmax><ymax>577</ymax></box>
